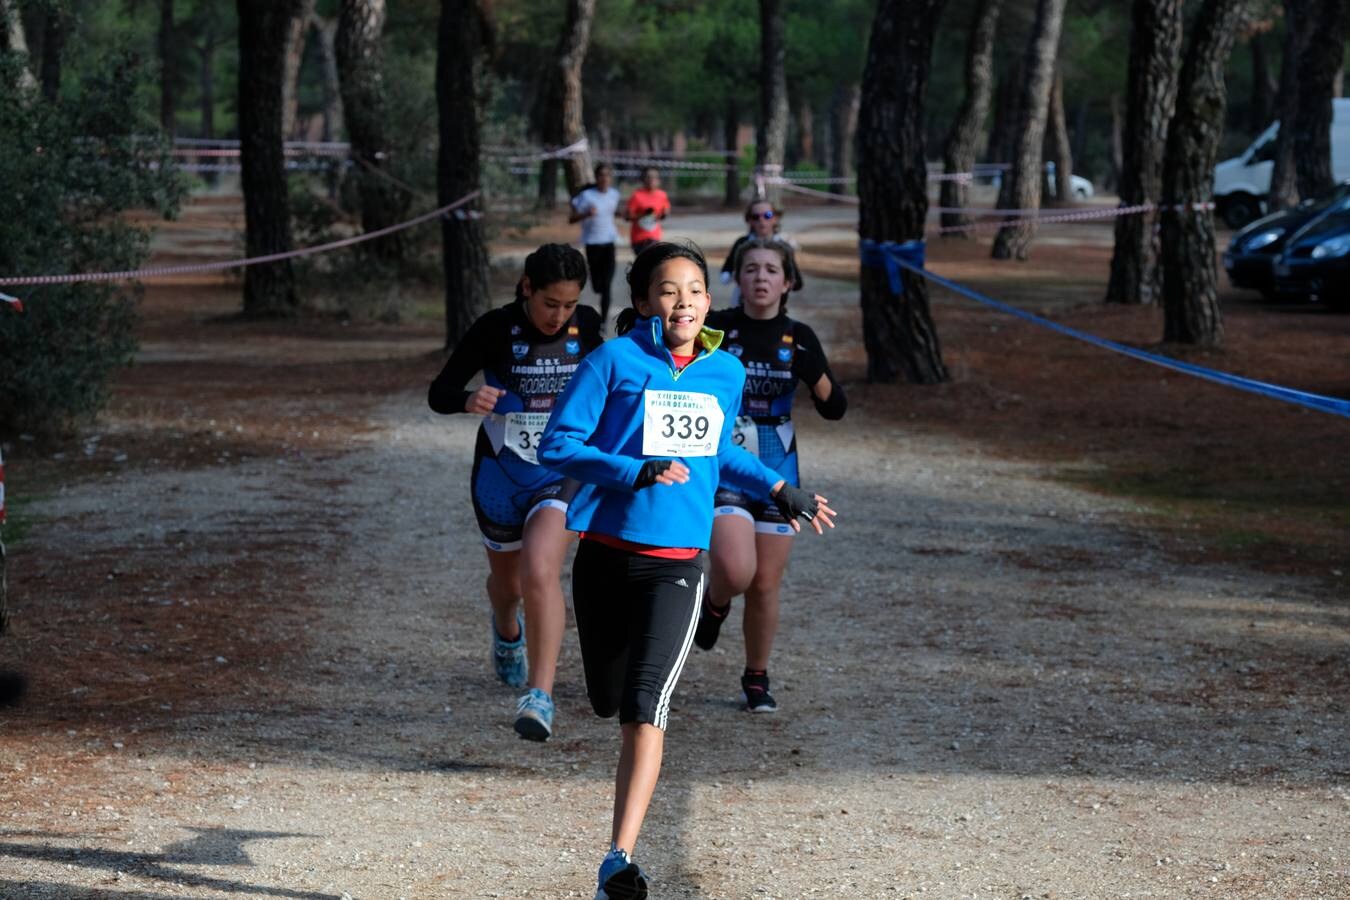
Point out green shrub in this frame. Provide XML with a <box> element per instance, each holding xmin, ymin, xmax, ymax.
<box><xmin>0</xmin><ymin>51</ymin><xmax>183</xmax><ymax>437</ymax></box>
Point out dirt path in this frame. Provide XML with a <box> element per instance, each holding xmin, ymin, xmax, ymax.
<box><xmin>1</xmin><ymin>204</ymin><xmax>1347</xmax><ymax>899</ymax></box>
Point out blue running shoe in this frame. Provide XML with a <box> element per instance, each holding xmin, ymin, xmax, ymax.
<box><xmin>514</xmin><ymin>687</ymin><xmax>554</xmax><ymax>741</ymax></box>
<box><xmin>595</xmin><ymin>847</ymin><xmax>648</xmax><ymax>900</ymax></box>
<box><xmin>491</xmin><ymin>612</ymin><xmax>527</xmax><ymax>688</ymax></box>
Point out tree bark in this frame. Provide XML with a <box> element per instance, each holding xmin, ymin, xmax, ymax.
<box><xmin>437</xmin><ymin>0</ymin><xmax>492</xmax><ymax>349</ymax></box>
<box><xmin>829</xmin><ymin>81</ymin><xmax>860</xmax><ymax>193</ymax></box>
<box><xmin>986</xmin><ymin>56</ymin><xmax>1023</xmax><ymax>166</ymax></box>
<box><xmin>311</xmin><ymin>16</ymin><xmax>343</xmax><ymax>143</ymax></box>
<box><xmin>1160</xmin><ymin>0</ymin><xmax>1250</xmax><ymax>346</ymax></box>
<box><xmin>1269</xmin><ymin>0</ymin><xmax>1310</xmax><ymax>210</ymax></box>
<box><xmin>856</xmin><ymin>0</ymin><xmax>949</xmax><ymax>385</ymax></box>
<box><xmin>159</xmin><ymin>0</ymin><xmax>176</xmax><ymax>135</ymax></box>
<box><xmin>756</xmin><ymin>0</ymin><xmax>789</xmax><ymax>203</ymax></box>
<box><xmin>337</xmin><ymin>0</ymin><xmax>410</xmax><ymax>261</ymax></box>
<box><xmin>237</xmin><ymin>0</ymin><xmax>302</xmax><ymax>317</ymax></box>
<box><xmin>0</xmin><ymin>0</ymin><xmax>36</xmax><ymax>89</ymax></box>
<box><xmin>1108</xmin><ymin>92</ymin><xmax>1124</xmax><ymax>192</ymax></box>
<box><xmin>281</xmin><ymin>0</ymin><xmax>317</xmax><ymax>140</ymax></box>
<box><xmin>940</xmin><ymin>0</ymin><xmax>1003</xmax><ymax>235</ymax></box>
<box><xmin>1106</xmin><ymin>0</ymin><xmax>1183</xmax><ymax>305</ymax></box>
<box><xmin>1294</xmin><ymin>0</ymin><xmax>1350</xmax><ymax>200</ymax></box>
<box><xmin>1045</xmin><ymin>70</ymin><xmax>1073</xmax><ymax>205</ymax></box>
<box><xmin>795</xmin><ymin>96</ymin><xmax>814</xmax><ymax>166</ymax></box>
<box><xmin>1247</xmin><ymin>29</ymin><xmax>1276</xmax><ymax>132</ymax></box>
<box><xmin>990</xmin><ymin>0</ymin><xmax>1066</xmax><ymax>260</ymax></box>
<box><xmin>724</xmin><ymin>98</ymin><xmax>741</xmax><ymax>206</ymax></box>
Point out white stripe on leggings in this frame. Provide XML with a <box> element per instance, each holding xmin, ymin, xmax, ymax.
<box><xmin>654</xmin><ymin>570</ymin><xmax>703</xmax><ymax>730</ymax></box>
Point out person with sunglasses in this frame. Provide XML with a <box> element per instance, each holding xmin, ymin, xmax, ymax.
<box><xmin>719</xmin><ymin>199</ymin><xmax>804</xmax><ymax>305</ymax></box>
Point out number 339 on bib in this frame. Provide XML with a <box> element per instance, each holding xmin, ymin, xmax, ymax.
<box><xmin>642</xmin><ymin>390</ymin><xmax>724</xmax><ymax>457</ymax></box>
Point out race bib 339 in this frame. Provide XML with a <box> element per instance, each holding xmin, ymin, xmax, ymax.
<box><xmin>642</xmin><ymin>390</ymin><xmax>724</xmax><ymax>457</ymax></box>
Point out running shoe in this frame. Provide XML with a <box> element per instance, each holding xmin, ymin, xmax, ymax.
<box><xmin>741</xmin><ymin>671</ymin><xmax>778</xmax><ymax>713</ymax></box>
<box><xmin>693</xmin><ymin>601</ymin><xmax>730</xmax><ymax>651</ymax></box>
<box><xmin>514</xmin><ymin>687</ymin><xmax>554</xmax><ymax>742</ymax></box>
<box><xmin>595</xmin><ymin>847</ymin><xmax>648</xmax><ymax>900</ymax></box>
<box><xmin>491</xmin><ymin>612</ymin><xmax>527</xmax><ymax>688</ymax></box>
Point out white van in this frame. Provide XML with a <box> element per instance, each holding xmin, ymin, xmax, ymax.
<box><xmin>1213</xmin><ymin>98</ymin><xmax>1350</xmax><ymax>228</ymax></box>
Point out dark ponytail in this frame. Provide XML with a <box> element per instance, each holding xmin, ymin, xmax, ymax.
<box><xmin>732</xmin><ymin>236</ymin><xmax>799</xmax><ymax>314</ymax></box>
<box><xmin>516</xmin><ymin>242</ymin><xmax>589</xmax><ymax>303</ymax></box>
<box><xmin>617</xmin><ymin>241</ymin><xmax>710</xmax><ymax>335</ymax></box>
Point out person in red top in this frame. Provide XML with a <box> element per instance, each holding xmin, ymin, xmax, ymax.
<box><xmin>624</xmin><ymin>166</ymin><xmax>671</xmax><ymax>255</ymax></box>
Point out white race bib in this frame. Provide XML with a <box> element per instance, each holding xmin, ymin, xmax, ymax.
<box><xmin>642</xmin><ymin>390</ymin><xmax>723</xmax><ymax>457</ymax></box>
<box><xmin>731</xmin><ymin>415</ymin><xmax>759</xmax><ymax>456</ymax></box>
<box><xmin>502</xmin><ymin>411</ymin><xmax>551</xmax><ymax>465</ymax></box>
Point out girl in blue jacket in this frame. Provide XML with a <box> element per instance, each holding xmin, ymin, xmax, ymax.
<box><xmin>538</xmin><ymin>241</ymin><xmax>836</xmax><ymax>899</ymax></box>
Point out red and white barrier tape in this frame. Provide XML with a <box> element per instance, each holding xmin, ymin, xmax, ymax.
<box><xmin>0</xmin><ymin>191</ymin><xmax>480</xmax><ymax>288</ymax></box>
<box><xmin>0</xmin><ymin>291</ymin><xmax>22</xmax><ymax>312</ymax></box>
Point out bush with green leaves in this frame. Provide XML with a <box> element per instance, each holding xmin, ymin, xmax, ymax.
<box><xmin>0</xmin><ymin>51</ymin><xmax>183</xmax><ymax>437</ymax></box>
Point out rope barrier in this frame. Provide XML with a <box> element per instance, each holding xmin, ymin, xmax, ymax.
<box><xmin>0</xmin><ymin>191</ymin><xmax>479</xmax><ymax>288</ymax></box>
<box><xmin>858</xmin><ymin>240</ymin><xmax>1350</xmax><ymax>420</ymax></box>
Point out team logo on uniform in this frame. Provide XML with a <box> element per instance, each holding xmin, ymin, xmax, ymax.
<box><xmin>776</xmin><ymin>347</ymin><xmax>792</xmax><ymax>363</ymax></box>
<box><xmin>728</xmin><ymin>345</ymin><xmax>744</xmax><ymax>357</ymax></box>
<box><xmin>776</xmin><ymin>524</ymin><xmax>791</xmax><ymax>534</ymax></box>
<box><xmin>567</xmin><ymin>325</ymin><xmax>579</xmax><ymax>336</ymax></box>
<box><xmin>565</xmin><ymin>339</ymin><xmax>580</xmax><ymax>354</ymax></box>
<box><xmin>728</xmin><ymin>329</ymin><xmax>739</xmax><ymax>339</ymax></box>
<box><xmin>510</xmin><ymin>325</ymin><xmax>521</xmax><ymax>335</ymax></box>
<box><xmin>512</xmin><ymin>341</ymin><xmax>530</xmax><ymax>360</ymax></box>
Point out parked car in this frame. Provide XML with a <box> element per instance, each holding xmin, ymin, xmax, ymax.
<box><xmin>988</xmin><ymin>162</ymin><xmax>1094</xmax><ymax>200</ymax></box>
<box><xmin>1272</xmin><ymin>203</ymin><xmax>1350</xmax><ymax>308</ymax></box>
<box><xmin>1223</xmin><ymin>181</ymin><xmax>1350</xmax><ymax>299</ymax></box>
<box><xmin>1213</xmin><ymin>98</ymin><xmax>1350</xmax><ymax>228</ymax></box>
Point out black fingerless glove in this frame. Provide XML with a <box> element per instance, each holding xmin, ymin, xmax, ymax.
<box><xmin>793</xmin><ymin>345</ymin><xmax>826</xmax><ymax>386</ymax></box>
<box><xmin>634</xmin><ymin>459</ymin><xmax>674</xmax><ymax>489</ymax></box>
<box><xmin>771</xmin><ymin>483</ymin><xmax>818</xmax><ymax>523</ymax></box>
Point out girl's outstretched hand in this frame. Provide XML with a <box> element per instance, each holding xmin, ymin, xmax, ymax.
<box><xmin>635</xmin><ymin>459</ymin><xmax>691</xmax><ymax>489</ymax></box>
<box><xmin>770</xmin><ymin>482</ymin><xmax>837</xmax><ymax>535</ymax></box>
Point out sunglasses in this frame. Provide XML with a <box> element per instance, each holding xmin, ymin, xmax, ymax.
<box><xmin>749</xmin><ymin>210</ymin><xmax>775</xmax><ymax>221</ymax></box>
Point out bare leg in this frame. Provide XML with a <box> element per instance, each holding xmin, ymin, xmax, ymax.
<box><xmin>612</xmin><ymin>722</ymin><xmax>664</xmax><ymax>853</ymax></box>
<box><xmin>743</xmin><ymin>533</ymin><xmax>794</xmax><ymax>671</ymax></box>
<box><xmin>519</xmin><ymin>507</ymin><xmax>572</xmax><ymax>695</ymax></box>
<box><xmin>484</xmin><ymin>547</ymin><xmax>522</xmax><ymax>639</ymax></box>
<box><xmin>708</xmin><ymin>514</ymin><xmax>757</xmax><ymax>611</ymax></box>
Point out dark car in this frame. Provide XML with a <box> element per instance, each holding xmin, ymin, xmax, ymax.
<box><xmin>1223</xmin><ymin>182</ymin><xmax>1350</xmax><ymax>299</ymax></box>
<box><xmin>1272</xmin><ymin>204</ymin><xmax>1350</xmax><ymax>308</ymax></box>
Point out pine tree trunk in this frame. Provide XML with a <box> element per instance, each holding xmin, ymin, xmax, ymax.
<box><xmin>555</xmin><ymin>0</ymin><xmax>596</xmax><ymax>194</ymax></box>
<box><xmin>437</xmin><ymin>0</ymin><xmax>492</xmax><ymax>349</ymax></box>
<box><xmin>337</xmin><ymin>0</ymin><xmax>410</xmax><ymax>261</ymax></box>
<box><xmin>0</xmin><ymin>0</ymin><xmax>37</xmax><ymax>91</ymax></box>
<box><xmin>281</xmin><ymin>0</ymin><xmax>316</xmax><ymax>140</ymax></box>
<box><xmin>237</xmin><ymin>0</ymin><xmax>302</xmax><ymax>317</ymax></box>
<box><xmin>38</xmin><ymin>9</ymin><xmax>63</xmax><ymax>101</ymax></box>
<box><xmin>1106</xmin><ymin>0</ymin><xmax>1183</xmax><ymax>305</ymax></box>
<box><xmin>1269</xmin><ymin>0</ymin><xmax>1310</xmax><ymax>210</ymax></box>
<box><xmin>312</xmin><ymin>16</ymin><xmax>342</xmax><ymax>143</ymax></box>
<box><xmin>1247</xmin><ymin>30</ymin><xmax>1275</xmax><ymax>132</ymax></box>
<box><xmin>1294</xmin><ymin>0</ymin><xmax>1350</xmax><ymax>200</ymax></box>
<box><xmin>795</xmin><ymin>97</ymin><xmax>814</xmax><ymax>166</ymax></box>
<box><xmin>724</xmin><ymin>99</ymin><xmax>741</xmax><ymax>206</ymax></box>
<box><xmin>756</xmin><ymin>0</ymin><xmax>788</xmax><ymax>203</ymax></box>
<box><xmin>986</xmin><ymin>57</ymin><xmax>1023</xmax><ymax>166</ymax></box>
<box><xmin>1160</xmin><ymin>0</ymin><xmax>1250</xmax><ymax>347</ymax></box>
<box><xmin>829</xmin><ymin>82</ymin><xmax>859</xmax><ymax>193</ymax></box>
<box><xmin>990</xmin><ymin>0</ymin><xmax>1066</xmax><ymax>260</ymax></box>
<box><xmin>940</xmin><ymin>0</ymin><xmax>1002</xmax><ymax>235</ymax></box>
<box><xmin>1046</xmin><ymin>71</ymin><xmax>1073</xmax><ymax>205</ymax></box>
<box><xmin>159</xmin><ymin>0</ymin><xmax>176</xmax><ymax>135</ymax></box>
<box><xmin>856</xmin><ymin>0</ymin><xmax>949</xmax><ymax>385</ymax></box>
<box><xmin>1108</xmin><ymin>93</ymin><xmax>1124</xmax><ymax>192</ymax></box>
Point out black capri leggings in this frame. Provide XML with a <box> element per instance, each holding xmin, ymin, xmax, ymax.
<box><xmin>584</xmin><ymin>243</ymin><xmax>616</xmax><ymax>324</ymax></box>
<box><xmin>571</xmin><ymin>540</ymin><xmax>706</xmax><ymax>730</ymax></box>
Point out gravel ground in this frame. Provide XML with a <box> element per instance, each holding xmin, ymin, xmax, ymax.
<box><xmin>0</xmin><ymin>209</ymin><xmax>1346</xmax><ymax>899</ymax></box>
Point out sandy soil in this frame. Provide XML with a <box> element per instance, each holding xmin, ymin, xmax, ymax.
<box><xmin>0</xmin><ymin>198</ymin><xmax>1346</xmax><ymax>899</ymax></box>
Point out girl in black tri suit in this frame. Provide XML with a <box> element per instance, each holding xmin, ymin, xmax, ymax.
<box><xmin>696</xmin><ymin>238</ymin><xmax>847</xmax><ymax>712</ymax></box>
<box><xmin>428</xmin><ymin>243</ymin><xmax>603</xmax><ymax>741</ymax></box>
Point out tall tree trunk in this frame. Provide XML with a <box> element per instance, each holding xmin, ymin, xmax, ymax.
<box><xmin>312</xmin><ymin>16</ymin><xmax>342</xmax><ymax>143</ymax></box>
<box><xmin>941</xmin><ymin>0</ymin><xmax>1003</xmax><ymax>235</ymax></box>
<box><xmin>986</xmin><ymin>57</ymin><xmax>1023</xmax><ymax>165</ymax></box>
<box><xmin>237</xmin><ymin>0</ymin><xmax>302</xmax><ymax>317</ymax></box>
<box><xmin>159</xmin><ymin>0</ymin><xmax>176</xmax><ymax>135</ymax></box>
<box><xmin>724</xmin><ymin>98</ymin><xmax>741</xmax><ymax>206</ymax></box>
<box><xmin>829</xmin><ymin>81</ymin><xmax>860</xmax><ymax>193</ymax></box>
<box><xmin>554</xmin><ymin>0</ymin><xmax>596</xmax><ymax>194</ymax></box>
<box><xmin>1247</xmin><ymin>29</ymin><xmax>1276</xmax><ymax>132</ymax></box>
<box><xmin>1294</xmin><ymin>0</ymin><xmax>1350</xmax><ymax>200</ymax></box>
<box><xmin>38</xmin><ymin>8</ymin><xmax>63</xmax><ymax>101</ymax></box>
<box><xmin>0</xmin><ymin>0</ymin><xmax>37</xmax><ymax>90</ymax></box>
<box><xmin>1160</xmin><ymin>0</ymin><xmax>1250</xmax><ymax>346</ymax></box>
<box><xmin>437</xmin><ymin>0</ymin><xmax>492</xmax><ymax>349</ymax></box>
<box><xmin>337</xmin><ymin>0</ymin><xmax>409</xmax><ymax>261</ymax></box>
<box><xmin>794</xmin><ymin>96</ymin><xmax>814</xmax><ymax>166</ymax></box>
<box><xmin>1106</xmin><ymin>0</ymin><xmax>1183</xmax><ymax>305</ymax></box>
<box><xmin>1045</xmin><ymin>70</ymin><xmax>1073</xmax><ymax>205</ymax></box>
<box><xmin>756</xmin><ymin>0</ymin><xmax>788</xmax><ymax>203</ymax></box>
<box><xmin>1269</xmin><ymin>0</ymin><xmax>1309</xmax><ymax>210</ymax></box>
<box><xmin>281</xmin><ymin>0</ymin><xmax>316</xmax><ymax>140</ymax></box>
<box><xmin>856</xmin><ymin>0</ymin><xmax>949</xmax><ymax>385</ymax></box>
<box><xmin>990</xmin><ymin>0</ymin><xmax>1067</xmax><ymax>260</ymax></box>
<box><xmin>1108</xmin><ymin>92</ymin><xmax>1125</xmax><ymax>192</ymax></box>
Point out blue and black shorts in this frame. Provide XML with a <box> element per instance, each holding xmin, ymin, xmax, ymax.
<box><xmin>471</xmin><ymin>429</ymin><xmax>577</xmax><ymax>552</ymax></box>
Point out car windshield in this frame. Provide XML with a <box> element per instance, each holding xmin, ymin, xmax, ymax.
<box><xmin>1301</xmin><ymin>182</ymin><xmax>1350</xmax><ymax>214</ymax></box>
